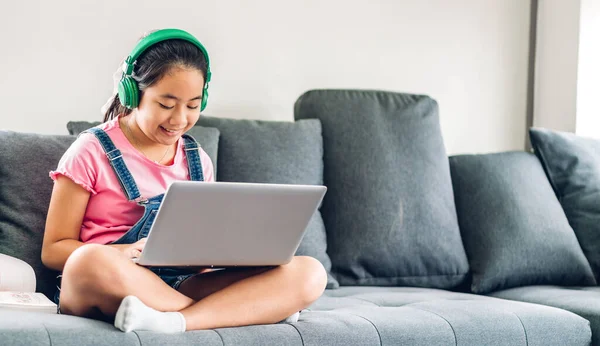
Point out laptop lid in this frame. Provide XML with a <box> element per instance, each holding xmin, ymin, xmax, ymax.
<box><xmin>137</xmin><ymin>181</ymin><xmax>326</xmax><ymax>267</ymax></box>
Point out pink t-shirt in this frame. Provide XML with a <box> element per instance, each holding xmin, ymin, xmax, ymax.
<box><xmin>49</xmin><ymin>117</ymin><xmax>215</xmax><ymax>245</ymax></box>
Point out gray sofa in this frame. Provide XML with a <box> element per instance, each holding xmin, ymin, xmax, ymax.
<box><xmin>1</xmin><ymin>89</ymin><xmax>599</xmax><ymax>345</ymax></box>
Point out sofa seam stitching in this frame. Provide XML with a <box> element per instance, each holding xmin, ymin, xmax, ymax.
<box><xmin>132</xmin><ymin>331</ymin><xmax>142</xmax><ymax>346</ymax></box>
<box><xmin>351</xmin><ymin>314</ymin><xmax>382</xmax><ymax>346</ymax></box>
<box><xmin>407</xmin><ymin>306</ymin><xmax>457</xmax><ymax>346</ymax></box>
<box><xmin>511</xmin><ymin>312</ymin><xmax>528</xmax><ymax>346</ymax></box>
<box><xmin>289</xmin><ymin>323</ymin><xmax>305</xmax><ymax>346</ymax></box>
<box><xmin>349</xmin><ymin>297</ymin><xmax>381</xmax><ymax>306</ymax></box>
<box><xmin>42</xmin><ymin>323</ymin><xmax>52</xmax><ymax>346</ymax></box>
<box><xmin>336</xmin><ymin>273</ymin><xmax>468</xmax><ymax>282</ymax></box>
<box><xmin>213</xmin><ymin>329</ymin><xmax>225</xmax><ymax>346</ymax></box>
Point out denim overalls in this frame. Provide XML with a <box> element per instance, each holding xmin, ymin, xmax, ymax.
<box><xmin>54</xmin><ymin>127</ymin><xmax>204</xmax><ymax>306</ymax></box>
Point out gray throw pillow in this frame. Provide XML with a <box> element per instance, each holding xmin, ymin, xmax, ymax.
<box><xmin>530</xmin><ymin>128</ymin><xmax>600</xmax><ymax>282</ymax></box>
<box><xmin>0</xmin><ymin>131</ymin><xmax>76</xmax><ymax>298</ymax></box>
<box><xmin>66</xmin><ymin>120</ymin><xmax>220</xmax><ymax>174</ymax></box>
<box><xmin>197</xmin><ymin>116</ymin><xmax>339</xmax><ymax>288</ymax></box>
<box><xmin>449</xmin><ymin>152</ymin><xmax>596</xmax><ymax>294</ymax></box>
<box><xmin>294</xmin><ymin>89</ymin><xmax>470</xmax><ymax>288</ymax></box>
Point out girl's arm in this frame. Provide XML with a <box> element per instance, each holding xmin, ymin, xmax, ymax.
<box><xmin>42</xmin><ymin>176</ymin><xmax>145</xmax><ymax>271</ymax></box>
<box><xmin>41</xmin><ymin>175</ymin><xmax>91</xmax><ymax>271</ymax></box>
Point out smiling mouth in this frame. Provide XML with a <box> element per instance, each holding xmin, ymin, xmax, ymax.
<box><xmin>160</xmin><ymin>126</ymin><xmax>184</xmax><ymax>133</ymax></box>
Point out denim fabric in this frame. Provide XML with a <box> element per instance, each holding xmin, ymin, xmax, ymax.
<box><xmin>85</xmin><ymin>128</ymin><xmax>143</xmax><ymax>201</ymax></box>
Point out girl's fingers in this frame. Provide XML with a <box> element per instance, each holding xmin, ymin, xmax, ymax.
<box><xmin>134</xmin><ymin>238</ymin><xmax>147</xmax><ymax>251</ymax></box>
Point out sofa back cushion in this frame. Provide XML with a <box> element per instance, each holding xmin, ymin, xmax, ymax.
<box><xmin>0</xmin><ymin>131</ymin><xmax>76</xmax><ymax>297</ymax></box>
<box><xmin>530</xmin><ymin>128</ymin><xmax>600</xmax><ymax>282</ymax></box>
<box><xmin>197</xmin><ymin>116</ymin><xmax>338</xmax><ymax>288</ymax></box>
<box><xmin>294</xmin><ymin>89</ymin><xmax>470</xmax><ymax>288</ymax></box>
<box><xmin>450</xmin><ymin>152</ymin><xmax>596</xmax><ymax>294</ymax></box>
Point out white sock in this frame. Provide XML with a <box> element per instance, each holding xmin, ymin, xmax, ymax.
<box><xmin>114</xmin><ymin>295</ymin><xmax>186</xmax><ymax>333</ymax></box>
<box><xmin>278</xmin><ymin>311</ymin><xmax>300</xmax><ymax>324</ymax></box>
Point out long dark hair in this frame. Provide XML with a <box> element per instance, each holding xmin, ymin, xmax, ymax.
<box><xmin>103</xmin><ymin>36</ymin><xmax>208</xmax><ymax>122</ymax></box>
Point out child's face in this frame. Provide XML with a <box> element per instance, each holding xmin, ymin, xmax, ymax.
<box><xmin>135</xmin><ymin>67</ymin><xmax>205</xmax><ymax>145</ymax></box>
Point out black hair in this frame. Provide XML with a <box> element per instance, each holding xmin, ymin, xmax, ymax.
<box><xmin>103</xmin><ymin>37</ymin><xmax>208</xmax><ymax>122</ymax></box>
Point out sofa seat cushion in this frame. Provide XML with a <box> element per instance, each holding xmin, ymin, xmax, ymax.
<box><xmin>491</xmin><ymin>286</ymin><xmax>600</xmax><ymax>345</ymax></box>
<box><xmin>308</xmin><ymin>286</ymin><xmax>592</xmax><ymax>346</ymax></box>
<box><xmin>0</xmin><ymin>287</ymin><xmax>591</xmax><ymax>346</ymax></box>
<box><xmin>0</xmin><ymin>310</ymin><xmax>142</xmax><ymax>346</ymax></box>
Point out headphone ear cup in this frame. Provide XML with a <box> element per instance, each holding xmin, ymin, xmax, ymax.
<box><xmin>117</xmin><ymin>78</ymin><xmax>129</xmax><ymax>107</ymax></box>
<box><xmin>129</xmin><ymin>78</ymin><xmax>140</xmax><ymax>108</ymax></box>
<box><xmin>118</xmin><ymin>76</ymin><xmax>139</xmax><ymax>109</ymax></box>
<box><xmin>201</xmin><ymin>87</ymin><xmax>209</xmax><ymax>111</ymax></box>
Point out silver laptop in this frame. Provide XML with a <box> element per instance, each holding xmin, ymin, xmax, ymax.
<box><xmin>135</xmin><ymin>181</ymin><xmax>327</xmax><ymax>268</ymax></box>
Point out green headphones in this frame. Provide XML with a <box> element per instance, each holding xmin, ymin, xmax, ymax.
<box><xmin>118</xmin><ymin>28</ymin><xmax>212</xmax><ymax>111</ymax></box>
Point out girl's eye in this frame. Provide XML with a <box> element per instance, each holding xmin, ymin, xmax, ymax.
<box><xmin>158</xmin><ymin>103</ymin><xmax>174</xmax><ymax>110</ymax></box>
<box><xmin>188</xmin><ymin>105</ymin><xmax>199</xmax><ymax>110</ymax></box>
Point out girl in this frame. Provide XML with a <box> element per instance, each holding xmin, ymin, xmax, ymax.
<box><xmin>41</xmin><ymin>28</ymin><xmax>327</xmax><ymax>333</ymax></box>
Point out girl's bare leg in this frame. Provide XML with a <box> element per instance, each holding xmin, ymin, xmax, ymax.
<box><xmin>60</xmin><ymin>245</ymin><xmax>327</xmax><ymax>332</ymax></box>
<box><xmin>177</xmin><ymin>256</ymin><xmax>327</xmax><ymax>330</ymax></box>
<box><xmin>59</xmin><ymin>244</ymin><xmax>194</xmax><ymax>317</ymax></box>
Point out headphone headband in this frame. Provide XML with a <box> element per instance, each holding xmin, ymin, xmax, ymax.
<box><xmin>123</xmin><ymin>28</ymin><xmax>211</xmax><ymax>82</ymax></box>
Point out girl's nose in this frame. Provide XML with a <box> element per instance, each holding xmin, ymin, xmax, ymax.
<box><xmin>170</xmin><ymin>106</ymin><xmax>187</xmax><ymax>126</ymax></box>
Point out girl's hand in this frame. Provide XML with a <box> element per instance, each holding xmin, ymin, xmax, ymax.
<box><xmin>109</xmin><ymin>238</ymin><xmax>147</xmax><ymax>259</ymax></box>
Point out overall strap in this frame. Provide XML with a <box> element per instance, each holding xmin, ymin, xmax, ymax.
<box><xmin>85</xmin><ymin>127</ymin><xmax>145</xmax><ymax>203</ymax></box>
<box><xmin>181</xmin><ymin>134</ymin><xmax>204</xmax><ymax>182</ymax></box>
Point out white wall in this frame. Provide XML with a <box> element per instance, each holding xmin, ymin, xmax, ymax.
<box><xmin>0</xmin><ymin>0</ymin><xmax>531</xmax><ymax>154</ymax></box>
<box><xmin>533</xmin><ymin>0</ymin><xmax>581</xmax><ymax>133</ymax></box>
